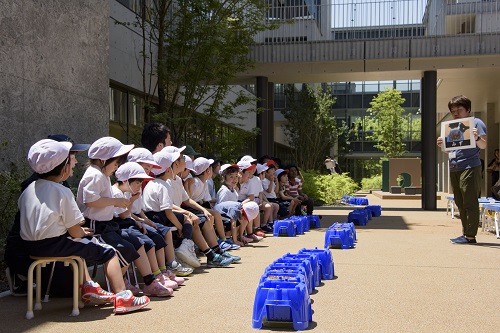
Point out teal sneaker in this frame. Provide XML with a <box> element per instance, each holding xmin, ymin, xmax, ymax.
<box><xmin>207</xmin><ymin>253</ymin><xmax>233</xmax><ymax>267</ymax></box>
<box><xmin>221</xmin><ymin>251</ymin><xmax>241</xmax><ymax>263</ymax></box>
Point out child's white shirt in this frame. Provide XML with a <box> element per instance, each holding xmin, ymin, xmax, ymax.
<box><xmin>142</xmin><ymin>178</ymin><xmax>173</xmax><ymax>212</ymax></box>
<box><xmin>111</xmin><ymin>186</ymin><xmax>132</xmax><ymax>218</ymax></box>
<box><xmin>130</xmin><ymin>188</ymin><xmax>143</xmax><ymax>215</ymax></box>
<box><xmin>76</xmin><ymin>164</ymin><xmax>114</xmax><ymax>221</ymax></box>
<box><xmin>190</xmin><ymin>177</ymin><xmax>211</xmax><ymax>203</ymax></box>
<box><xmin>217</xmin><ymin>184</ymin><xmax>238</xmax><ymax>203</ymax></box>
<box><xmin>262</xmin><ymin>178</ymin><xmax>277</xmax><ymax>199</ymax></box>
<box><xmin>20</xmin><ymin>179</ymin><xmax>83</xmax><ymax>241</ymax></box>
<box><xmin>166</xmin><ymin>175</ymin><xmax>189</xmax><ymax>206</ymax></box>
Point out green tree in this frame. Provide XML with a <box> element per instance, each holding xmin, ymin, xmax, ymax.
<box><xmin>367</xmin><ymin>88</ymin><xmax>407</xmax><ymax>158</ymax></box>
<box><xmin>282</xmin><ymin>84</ymin><xmax>338</xmax><ymax>170</ymax></box>
<box><xmin>129</xmin><ymin>0</ymin><xmax>279</xmax><ymax>145</ymax></box>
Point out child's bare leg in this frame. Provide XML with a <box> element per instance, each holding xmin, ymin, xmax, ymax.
<box><xmin>105</xmin><ymin>255</ymin><xmax>126</xmax><ymax>293</ymax></box>
<box><xmin>156</xmin><ymin>248</ymin><xmax>166</xmax><ymax>268</ymax></box>
<box><xmin>262</xmin><ymin>203</ymin><xmax>272</xmax><ymax>226</ymax></box>
<box><xmin>201</xmin><ymin>219</ymin><xmax>218</xmax><ymax>247</ymax></box>
<box><xmin>146</xmin><ymin>247</ymin><xmax>160</xmax><ymax>273</ymax></box>
<box><xmin>133</xmin><ymin>246</ymin><xmax>153</xmax><ymax>276</ymax></box>
<box><xmin>192</xmin><ymin>223</ymin><xmax>209</xmax><ymax>250</ymax></box>
<box><xmin>231</xmin><ymin>221</ymin><xmax>244</xmax><ymax>246</ymax></box>
<box><xmin>271</xmin><ymin>203</ymin><xmax>279</xmax><ymax>222</ymax></box>
<box><xmin>209</xmin><ymin>209</ymin><xmax>226</xmax><ymax>239</ymax></box>
<box><xmin>164</xmin><ymin>231</ymin><xmax>175</xmax><ymax>263</ymax></box>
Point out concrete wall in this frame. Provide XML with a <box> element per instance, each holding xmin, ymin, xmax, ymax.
<box><xmin>0</xmin><ymin>0</ymin><xmax>110</xmax><ymax>170</ymax></box>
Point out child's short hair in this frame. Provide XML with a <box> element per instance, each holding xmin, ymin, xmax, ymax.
<box><xmin>89</xmin><ymin>155</ymin><xmax>127</xmax><ymax>169</ymax></box>
<box><xmin>116</xmin><ymin>178</ymin><xmax>143</xmax><ymax>185</ymax></box>
<box><xmin>38</xmin><ymin>157</ymin><xmax>70</xmax><ymax>178</ymax></box>
<box><xmin>448</xmin><ymin>95</ymin><xmax>471</xmax><ymax>113</ymax></box>
<box><xmin>141</xmin><ymin>123</ymin><xmax>171</xmax><ymax>152</ymax></box>
<box><xmin>222</xmin><ymin>166</ymin><xmax>239</xmax><ymax>179</ymax></box>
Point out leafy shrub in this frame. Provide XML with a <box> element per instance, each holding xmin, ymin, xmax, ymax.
<box><xmin>0</xmin><ymin>164</ymin><xmax>28</xmax><ymax>246</ymax></box>
<box><xmin>301</xmin><ymin>170</ymin><xmax>359</xmax><ymax>205</ymax></box>
<box><xmin>361</xmin><ymin>174</ymin><xmax>382</xmax><ymax>191</ymax></box>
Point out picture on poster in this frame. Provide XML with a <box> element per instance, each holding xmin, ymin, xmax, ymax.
<box><xmin>440</xmin><ymin>117</ymin><xmax>476</xmax><ymax>151</ymax></box>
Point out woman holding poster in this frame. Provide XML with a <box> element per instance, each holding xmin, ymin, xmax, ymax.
<box><xmin>437</xmin><ymin>95</ymin><xmax>487</xmax><ymax>244</ymax></box>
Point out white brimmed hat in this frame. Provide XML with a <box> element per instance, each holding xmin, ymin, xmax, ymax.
<box><xmin>115</xmin><ymin>162</ymin><xmax>154</xmax><ymax>181</ymax></box>
<box><xmin>256</xmin><ymin>163</ymin><xmax>269</xmax><ymax>174</ymax></box>
<box><xmin>27</xmin><ymin>139</ymin><xmax>72</xmax><ymax>174</ymax></box>
<box><xmin>237</xmin><ymin>160</ymin><xmax>257</xmax><ymax>171</ymax></box>
<box><xmin>127</xmin><ymin>148</ymin><xmax>161</xmax><ymax>169</ymax></box>
<box><xmin>242</xmin><ymin>201</ymin><xmax>260</xmax><ymax>221</ymax></box>
<box><xmin>276</xmin><ymin>168</ymin><xmax>289</xmax><ymax>178</ymax></box>
<box><xmin>184</xmin><ymin>156</ymin><xmax>195</xmax><ymax>172</ymax></box>
<box><xmin>193</xmin><ymin>157</ymin><xmax>214</xmax><ymax>175</ymax></box>
<box><xmin>219</xmin><ymin>163</ymin><xmax>239</xmax><ymax>176</ymax></box>
<box><xmin>88</xmin><ymin>137</ymin><xmax>134</xmax><ymax>160</ymax></box>
<box><xmin>240</xmin><ymin>155</ymin><xmax>257</xmax><ymax>163</ymax></box>
<box><xmin>152</xmin><ymin>150</ymin><xmax>180</xmax><ymax>175</ymax></box>
<box><xmin>163</xmin><ymin>145</ymin><xmax>186</xmax><ymax>154</ymax></box>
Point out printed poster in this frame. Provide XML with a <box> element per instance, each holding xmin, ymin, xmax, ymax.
<box><xmin>440</xmin><ymin>116</ymin><xmax>476</xmax><ymax>151</ymax></box>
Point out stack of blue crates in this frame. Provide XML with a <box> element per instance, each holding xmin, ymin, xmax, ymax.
<box><xmin>324</xmin><ymin>222</ymin><xmax>356</xmax><ymax>249</ymax></box>
<box><xmin>252</xmin><ymin>248</ymin><xmax>335</xmax><ymax>330</ymax></box>
<box><xmin>273</xmin><ymin>215</ymin><xmax>321</xmax><ymax>237</ymax></box>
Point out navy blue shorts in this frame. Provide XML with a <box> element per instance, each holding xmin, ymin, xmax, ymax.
<box><xmin>26</xmin><ymin>233</ymin><xmax>116</xmax><ymax>266</ymax></box>
<box><xmin>145</xmin><ymin>211</ymin><xmax>185</xmax><ymax>228</ymax></box>
<box><xmin>88</xmin><ymin>220</ymin><xmax>141</xmax><ymax>267</ymax></box>
<box><xmin>268</xmin><ymin>198</ymin><xmax>289</xmax><ymax>218</ymax></box>
<box><xmin>143</xmin><ymin>224</ymin><xmax>168</xmax><ymax>249</ymax></box>
<box><xmin>183</xmin><ymin>207</ymin><xmax>207</xmax><ymax>227</ymax></box>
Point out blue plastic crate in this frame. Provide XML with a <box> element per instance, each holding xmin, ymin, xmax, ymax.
<box><xmin>367</xmin><ymin>204</ymin><xmax>382</xmax><ymax>217</ymax></box>
<box><xmin>282</xmin><ymin>253</ymin><xmax>320</xmax><ymax>287</ymax></box>
<box><xmin>298</xmin><ymin>248</ymin><xmax>335</xmax><ymax>280</ymax></box>
<box><xmin>348</xmin><ymin>210</ymin><xmax>368</xmax><ymax>226</ymax></box>
<box><xmin>252</xmin><ymin>279</ymin><xmax>312</xmax><ymax>331</ymax></box>
<box><xmin>339</xmin><ymin>222</ymin><xmax>357</xmax><ymax>242</ymax></box>
<box><xmin>364</xmin><ymin>207</ymin><xmax>373</xmax><ymax>220</ymax></box>
<box><xmin>265</xmin><ymin>265</ymin><xmax>314</xmax><ymax>295</ymax></box>
<box><xmin>307</xmin><ymin>215</ymin><xmax>321</xmax><ymax>228</ymax></box>
<box><xmin>273</xmin><ymin>219</ymin><xmax>296</xmax><ymax>237</ymax></box>
<box><xmin>289</xmin><ymin>216</ymin><xmax>307</xmax><ymax>235</ymax></box>
<box><xmin>324</xmin><ymin>224</ymin><xmax>355</xmax><ymax>249</ymax></box>
<box><xmin>259</xmin><ymin>271</ymin><xmax>306</xmax><ymax>286</ymax></box>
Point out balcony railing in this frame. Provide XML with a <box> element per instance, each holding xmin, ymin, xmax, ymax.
<box><xmin>254</xmin><ymin>0</ymin><xmax>500</xmax><ymax>54</ymax></box>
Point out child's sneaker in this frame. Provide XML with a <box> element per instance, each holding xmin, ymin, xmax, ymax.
<box><xmin>224</xmin><ymin>239</ymin><xmax>241</xmax><ymax>250</ymax></box>
<box><xmin>175</xmin><ymin>239</ymin><xmax>201</xmax><ymax>268</ymax></box>
<box><xmin>142</xmin><ymin>279</ymin><xmax>173</xmax><ymax>297</ymax></box>
<box><xmin>155</xmin><ymin>273</ymin><xmax>178</xmax><ymax>289</ymax></box>
<box><xmin>124</xmin><ymin>278</ymin><xmax>142</xmax><ymax>295</ymax></box>
<box><xmin>254</xmin><ymin>229</ymin><xmax>266</xmax><ymax>238</ymax></box>
<box><xmin>218</xmin><ymin>240</ymin><xmax>232</xmax><ymax>251</ymax></box>
<box><xmin>249</xmin><ymin>233</ymin><xmax>263</xmax><ymax>242</ymax></box>
<box><xmin>221</xmin><ymin>251</ymin><xmax>241</xmax><ymax>263</ymax></box>
<box><xmin>162</xmin><ymin>269</ymin><xmax>185</xmax><ymax>286</ymax></box>
<box><xmin>114</xmin><ymin>290</ymin><xmax>150</xmax><ymax>314</ymax></box>
<box><xmin>207</xmin><ymin>253</ymin><xmax>233</xmax><ymax>267</ymax></box>
<box><xmin>241</xmin><ymin>235</ymin><xmax>254</xmax><ymax>243</ymax></box>
<box><xmin>169</xmin><ymin>260</ymin><xmax>194</xmax><ymax>277</ymax></box>
<box><xmin>260</xmin><ymin>224</ymin><xmax>274</xmax><ymax>233</ymax></box>
<box><xmin>81</xmin><ymin>281</ymin><xmax>115</xmax><ymax>305</ymax></box>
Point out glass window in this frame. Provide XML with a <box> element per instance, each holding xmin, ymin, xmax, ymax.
<box><xmin>379</xmin><ymin>81</ymin><xmax>394</xmax><ymax>90</ymax></box>
<box><xmin>396</xmin><ymin>81</ymin><xmax>409</xmax><ymax>91</ymax></box>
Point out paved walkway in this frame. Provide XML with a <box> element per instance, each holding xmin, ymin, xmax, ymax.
<box><xmin>1</xmin><ymin>194</ymin><xmax>499</xmax><ymax>332</ymax></box>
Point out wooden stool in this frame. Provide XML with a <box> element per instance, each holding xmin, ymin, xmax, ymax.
<box><xmin>26</xmin><ymin>256</ymin><xmax>84</xmax><ymax>319</ymax></box>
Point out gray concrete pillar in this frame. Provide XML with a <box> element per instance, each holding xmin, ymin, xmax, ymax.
<box><xmin>421</xmin><ymin>71</ymin><xmax>437</xmax><ymax>210</ymax></box>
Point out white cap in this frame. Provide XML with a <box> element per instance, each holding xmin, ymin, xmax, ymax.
<box><xmin>115</xmin><ymin>162</ymin><xmax>154</xmax><ymax>181</ymax></box>
<box><xmin>127</xmin><ymin>148</ymin><xmax>161</xmax><ymax>169</ymax></box>
<box><xmin>163</xmin><ymin>145</ymin><xmax>186</xmax><ymax>154</ymax></box>
<box><xmin>27</xmin><ymin>139</ymin><xmax>72</xmax><ymax>174</ymax></box>
<box><xmin>184</xmin><ymin>156</ymin><xmax>195</xmax><ymax>172</ymax></box>
<box><xmin>152</xmin><ymin>150</ymin><xmax>180</xmax><ymax>175</ymax></box>
<box><xmin>193</xmin><ymin>157</ymin><xmax>214</xmax><ymax>175</ymax></box>
<box><xmin>276</xmin><ymin>168</ymin><xmax>288</xmax><ymax>178</ymax></box>
<box><xmin>219</xmin><ymin>163</ymin><xmax>239</xmax><ymax>176</ymax></box>
<box><xmin>256</xmin><ymin>163</ymin><xmax>269</xmax><ymax>174</ymax></box>
<box><xmin>237</xmin><ymin>160</ymin><xmax>257</xmax><ymax>171</ymax></box>
<box><xmin>88</xmin><ymin>137</ymin><xmax>134</xmax><ymax>160</ymax></box>
<box><xmin>240</xmin><ymin>155</ymin><xmax>257</xmax><ymax>163</ymax></box>
<box><xmin>242</xmin><ymin>201</ymin><xmax>260</xmax><ymax>221</ymax></box>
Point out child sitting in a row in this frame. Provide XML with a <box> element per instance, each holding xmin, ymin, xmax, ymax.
<box><xmin>76</xmin><ymin>137</ymin><xmax>173</xmax><ymax>297</ymax></box>
<box><xmin>20</xmin><ymin>139</ymin><xmax>149</xmax><ymax>314</ymax></box>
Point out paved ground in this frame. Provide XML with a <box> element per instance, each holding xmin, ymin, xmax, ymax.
<box><xmin>1</xmin><ymin>194</ymin><xmax>499</xmax><ymax>333</ymax></box>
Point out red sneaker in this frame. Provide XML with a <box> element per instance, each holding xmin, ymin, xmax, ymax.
<box><xmin>254</xmin><ymin>229</ymin><xmax>266</xmax><ymax>238</ymax></box>
<box><xmin>81</xmin><ymin>282</ymin><xmax>115</xmax><ymax>305</ymax></box>
<box><xmin>114</xmin><ymin>290</ymin><xmax>150</xmax><ymax>314</ymax></box>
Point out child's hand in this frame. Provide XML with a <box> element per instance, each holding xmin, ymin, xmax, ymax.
<box><xmin>130</xmin><ymin>191</ymin><xmax>141</xmax><ymax>202</ymax></box>
<box><xmin>114</xmin><ymin>198</ymin><xmax>130</xmax><ymax>208</ymax></box>
<box><xmin>82</xmin><ymin>227</ymin><xmax>94</xmax><ymax>237</ymax></box>
<box><xmin>143</xmin><ymin>218</ymin><xmax>157</xmax><ymax>229</ymax></box>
